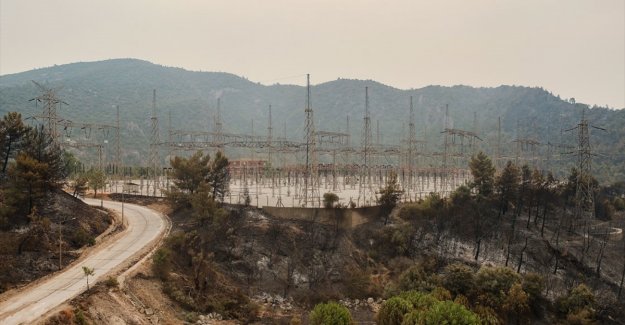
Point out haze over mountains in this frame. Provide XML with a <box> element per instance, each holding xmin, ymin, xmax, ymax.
<box><xmin>1</xmin><ymin>59</ymin><xmax>623</xmax><ymax>182</ymax></box>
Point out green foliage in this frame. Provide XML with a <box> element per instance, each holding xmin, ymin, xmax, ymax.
<box><xmin>398</xmin><ymin>291</ymin><xmax>439</xmax><ymax>311</ymax></box>
<box><xmin>152</xmin><ymin>247</ymin><xmax>172</xmax><ymax>280</ymax></box>
<box><xmin>0</xmin><ymin>112</ymin><xmax>28</xmax><ymax>175</ymax></box>
<box><xmin>71</xmin><ymin>228</ymin><xmax>95</xmax><ymax>247</ymax></box>
<box><xmin>380</xmin><ymin>291</ymin><xmax>480</xmax><ymax>325</ymax></box>
<box><xmin>469</xmin><ymin>152</ymin><xmax>496</xmax><ymax>197</ymax></box>
<box><xmin>473</xmin><ymin>306</ymin><xmax>501</xmax><ymax>325</ymax></box>
<box><xmin>396</xmin><ymin>265</ymin><xmax>437</xmax><ymax>293</ymax></box>
<box><xmin>82</xmin><ymin>266</ymin><xmax>95</xmax><ymax>290</ymax></box>
<box><xmin>86</xmin><ymin>168</ymin><xmax>105</xmax><ymax>198</ymax></box>
<box><xmin>502</xmin><ymin>283</ymin><xmax>530</xmax><ymax>322</ymax></box>
<box><xmin>166</xmin><ymin>150</ymin><xmax>230</xmax><ymax>228</ymax></box>
<box><xmin>371</xmin><ymin>225</ymin><xmax>414</xmax><ymax>260</ymax></box>
<box><xmin>166</xmin><ymin>150</ymin><xmax>230</xmax><ymax>207</ymax></box>
<box><xmin>475</xmin><ymin>266</ymin><xmax>520</xmax><ymax>298</ymax></box>
<box><xmin>495</xmin><ymin>161</ymin><xmax>520</xmax><ymax>216</ymax></box>
<box><xmin>402</xmin><ymin>300</ymin><xmax>481</xmax><ymax>325</ymax></box>
<box><xmin>556</xmin><ymin>284</ymin><xmax>595</xmax><ymax>318</ymax></box>
<box><xmin>104</xmin><ymin>276</ymin><xmax>119</xmax><ymax>288</ymax></box>
<box><xmin>450</xmin><ymin>185</ymin><xmax>472</xmax><ymax>206</ymax></box>
<box><xmin>62</xmin><ymin>151</ymin><xmax>82</xmax><ymax>177</ymax></box>
<box><xmin>309</xmin><ymin>301</ymin><xmax>353</xmax><ymax>325</ymax></box>
<box><xmin>377</xmin><ymin>296</ymin><xmax>412</xmax><ymax>325</ymax></box>
<box><xmin>74</xmin><ymin>308</ymin><xmax>88</xmax><ymax>325</ymax></box>
<box><xmin>474</xmin><ymin>266</ymin><xmax>521</xmax><ymax>311</ymax></box>
<box><xmin>613</xmin><ymin>197</ymin><xmax>625</xmax><ymax>211</ymax></box>
<box><xmin>595</xmin><ymin>198</ymin><xmax>615</xmax><ymax>220</ymax></box>
<box><xmin>71</xmin><ymin>175</ymin><xmax>89</xmax><ymax>197</ymax></box>
<box><xmin>323</xmin><ymin>192</ymin><xmax>340</xmax><ymax>208</ymax></box>
<box><xmin>242</xmin><ymin>185</ymin><xmax>251</xmax><ymax>206</ymax></box>
<box><xmin>378</xmin><ymin>171</ymin><xmax>404</xmax><ymax>223</ymax></box>
<box><xmin>4</xmin><ymin>153</ymin><xmax>50</xmax><ymax>216</ymax></box>
<box><xmin>442</xmin><ymin>263</ymin><xmax>475</xmax><ymax>297</ymax></box>
<box><xmin>521</xmin><ymin>272</ymin><xmax>545</xmax><ymax>305</ymax></box>
<box><xmin>207</xmin><ymin>151</ymin><xmax>230</xmax><ymax>201</ymax></box>
<box><xmin>399</xmin><ymin>193</ymin><xmax>446</xmax><ymax>221</ymax></box>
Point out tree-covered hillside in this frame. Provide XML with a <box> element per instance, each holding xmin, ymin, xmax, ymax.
<box><xmin>1</xmin><ymin>59</ymin><xmax>623</xmax><ymax>182</ymax></box>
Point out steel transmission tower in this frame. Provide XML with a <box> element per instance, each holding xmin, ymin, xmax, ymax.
<box><xmin>408</xmin><ymin>96</ymin><xmax>417</xmax><ymax>191</ymax></box>
<box><xmin>149</xmin><ymin>89</ymin><xmax>160</xmax><ymax>196</ymax></box>
<box><xmin>566</xmin><ymin>109</ymin><xmax>605</xmax><ymax>225</ymax></box>
<box><xmin>214</xmin><ymin>98</ymin><xmax>224</xmax><ymax>151</ymax></box>
<box><xmin>267</xmin><ymin>104</ymin><xmax>273</xmax><ymax>166</ymax></box>
<box><xmin>359</xmin><ymin>86</ymin><xmax>373</xmax><ymax>204</ymax></box>
<box><xmin>302</xmin><ymin>74</ymin><xmax>319</xmax><ymax>207</ymax></box>
<box><xmin>29</xmin><ymin>81</ymin><xmax>67</xmax><ymax>146</ymax></box>
<box><xmin>116</xmin><ymin>105</ymin><xmax>121</xmax><ymax>176</ymax></box>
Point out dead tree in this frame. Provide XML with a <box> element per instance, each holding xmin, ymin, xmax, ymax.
<box><xmin>618</xmin><ymin>234</ymin><xmax>625</xmax><ymax>299</ymax></box>
<box><xmin>517</xmin><ymin>235</ymin><xmax>528</xmax><ymax>273</ymax></box>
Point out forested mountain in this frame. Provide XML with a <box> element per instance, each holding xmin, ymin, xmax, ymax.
<box><xmin>1</xmin><ymin>59</ymin><xmax>623</xmax><ymax>182</ymax></box>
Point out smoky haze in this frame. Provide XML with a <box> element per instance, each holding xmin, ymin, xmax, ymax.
<box><xmin>0</xmin><ymin>0</ymin><xmax>623</xmax><ymax>108</ymax></box>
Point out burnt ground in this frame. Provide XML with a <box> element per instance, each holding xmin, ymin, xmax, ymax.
<box><xmin>42</xmin><ymin>198</ymin><xmax>625</xmax><ymax>324</ymax></box>
<box><xmin>0</xmin><ymin>189</ymin><xmax>112</xmax><ymax>294</ymax></box>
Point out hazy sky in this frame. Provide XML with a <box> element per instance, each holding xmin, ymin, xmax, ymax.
<box><xmin>1</xmin><ymin>0</ymin><xmax>623</xmax><ymax>108</ymax></box>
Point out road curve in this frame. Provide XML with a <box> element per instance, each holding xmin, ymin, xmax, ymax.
<box><xmin>0</xmin><ymin>199</ymin><xmax>167</xmax><ymax>324</ymax></box>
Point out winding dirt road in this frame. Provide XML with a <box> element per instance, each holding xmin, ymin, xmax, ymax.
<box><xmin>0</xmin><ymin>199</ymin><xmax>167</xmax><ymax>324</ymax></box>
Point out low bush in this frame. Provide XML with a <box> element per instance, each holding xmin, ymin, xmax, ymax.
<box><xmin>309</xmin><ymin>301</ymin><xmax>353</xmax><ymax>325</ymax></box>
<box><xmin>402</xmin><ymin>300</ymin><xmax>481</xmax><ymax>325</ymax></box>
<box><xmin>152</xmin><ymin>247</ymin><xmax>172</xmax><ymax>280</ymax></box>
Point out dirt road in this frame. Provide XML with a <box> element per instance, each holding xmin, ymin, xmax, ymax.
<box><xmin>0</xmin><ymin>199</ymin><xmax>166</xmax><ymax>324</ymax></box>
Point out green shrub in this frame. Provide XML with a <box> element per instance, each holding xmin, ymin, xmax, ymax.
<box><xmin>377</xmin><ymin>296</ymin><xmax>412</xmax><ymax>325</ymax></box>
<box><xmin>398</xmin><ymin>291</ymin><xmax>438</xmax><ymax>311</ymax></box>
<box><xmin>402</xmin><ymin>300</ymin><xmax>481</xmax><ymax>325</ymax></box>
<box><xmin>309</xmin><ymin>301</ymin><xmax>353</xmax><ymax>325</ymax></box>
<box><xmin>152</xmin><ymin>247</ymin><xmax>172</xmax><ymax>280</ymax></box>
<box><xmin>396</xmin><ymin>265</ymin><xmax>437</xmax><ymax>293</ymax></box>
<box><xmin>71</xmin><ymin>228</ymin><xmax>96</xmax><ymax>247</ymax></box>
<box><xmin>475</xmin><ymin>266</ymin><xmax>521</xmax><ymax>297</ymax></box>
<box><xmin>430</xmin><ymin>287</ymin><xmax>452</xmax><ymax>301</ymax></box>
<box><xmin>521</xmin><ymin>272</ymin><xmax>544</xmax><ymax>315</ymax></box>
<box><xmin>442</xmin><ymin>263</ymin><xmax>475</xmax><ymax>296</ymax></box>
<box><xmin>502</xmin><ymin>283</ymin><xmax>530</xmax><ymax>323</ymax></box>
<box><xmin>613</xmin><ymin>197</ymin><xmax>625</xmax><ymax>211</ymax></box>
<box><xmin>323</xmin><ymin>192</ymin><xmax>340</xmax><ymax>208</ymax></box>
<box><xmin>556</xmin><ymin>284</ymin><xmax>595</xmax><ymax>317</ymax></box>
<box><xmin>475</xmin><ymin>266</ymin><xmax>521</xmax><ymax>310</ymax></box>
<box><xmin>474</xmin><ymin>305</ymin><xmax>501</xmax><ymax>325</ymax></box>
<box><xmin>104</xmin><ymin>276</ymin><xmax>119</xmax><ymax>288</ymax></box>
<box><xmin>74</xmin><ymin>308</ymin><xmax>88</xmax><ymax>325</ymax></box>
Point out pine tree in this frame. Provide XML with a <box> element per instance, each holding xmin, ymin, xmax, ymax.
<box><xmin>469</xmin><ymin>151</ymin><xmax>496</xmax><ymax>198</ymax></box>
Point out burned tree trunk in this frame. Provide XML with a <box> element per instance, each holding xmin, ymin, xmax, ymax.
<box><xmin>517</xmin><ymin>235</ymin><xmax>528</xmax><ymax>273</ymax></box>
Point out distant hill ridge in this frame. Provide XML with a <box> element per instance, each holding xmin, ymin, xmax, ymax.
<box><xmin>1</xmin><ymin>59</ymin><xmax>623</xmax><ymax>182</ymax></box>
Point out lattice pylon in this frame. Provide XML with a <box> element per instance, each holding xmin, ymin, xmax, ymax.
<box><xmin>302</xmin><ymin>74</ymin><xmax>319</xmax><ymax>207</ymax></box>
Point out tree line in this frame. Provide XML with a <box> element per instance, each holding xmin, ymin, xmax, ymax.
<box><xmin>0</xmin><ymin>112</ymin><xmax>69</xmax><ymax>229</ymax></box>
